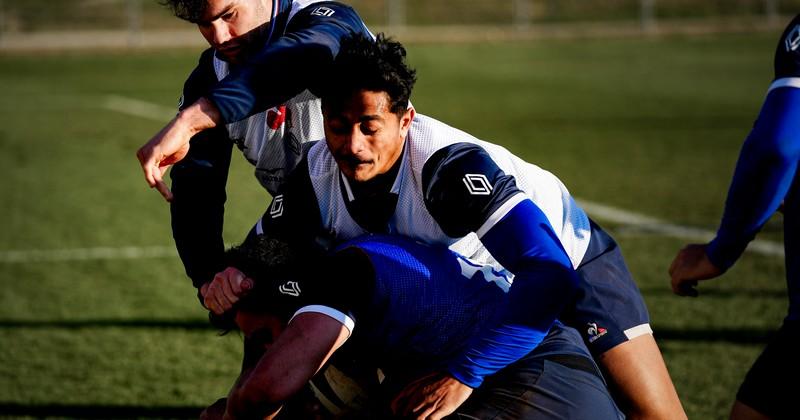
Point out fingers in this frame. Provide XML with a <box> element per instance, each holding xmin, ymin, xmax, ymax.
<box><xmin>154</xmin><ymin>178</ymin><xmax>173</xmax><ymax>202</ymax></box>
<box><xmin>203</xmin><ymin>268</ymin><xmax>254</xmax><ymax>315</ymax></box>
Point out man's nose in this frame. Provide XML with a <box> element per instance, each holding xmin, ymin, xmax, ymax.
<box><xmin>346</xmin><ymin>129</ymin><xmax>366</xmax><ymax>155</ymax></box>
<box><xmin>211</xmin><ymin>21</ymin><xmax>232</xmax><ymax>46</ymax></box>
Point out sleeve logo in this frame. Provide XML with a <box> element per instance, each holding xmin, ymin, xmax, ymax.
<box><xmin>786</xmin><ymin>24</ymin><xmax>800</xmax><ymax>52</ymax></box>
<box><xmin>462</xmin><ymin>174</ymin><xmax>493</xmax><ymax>195</ymax></box>
<box><xmin>269</xmin><ymin>194</ymin><xmax>284</xmax><ymax>218</ymax></box>
<box><xmin>311</xmin><ymin>6</ymin><xmax>335</xmax><ymax>17</ymax></box>
<box><xmin>278</xmin><ymin>281</ymin><xmax>301</xmax><ymax>297</ymax></box>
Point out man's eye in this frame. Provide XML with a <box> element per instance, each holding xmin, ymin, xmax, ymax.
<box><xmin>222</xmin><ymin>11</ymin><xmax>235</xmax><ymax>21</ymax></box>
<box><xmin>361</xmin><ymin>125</ymin><xmax>378</xmax><ymax>135</ymax></box>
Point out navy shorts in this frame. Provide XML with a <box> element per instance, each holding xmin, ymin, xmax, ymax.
<box><xmin>449</xmin><ymin>324</ymin><xmax>623</xmax><ymax>420</ymax></box>
<box><xmin>736</xmin><ymin>319</ymin><xmax>800</xmax><ymax>418</ymax></box>
<box><xmin>562</xmin><ymin>220</ymin><xmax>651</xmax><ymax>356</ymax></box>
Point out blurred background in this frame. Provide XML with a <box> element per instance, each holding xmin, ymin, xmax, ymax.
<box><xmin>0</xmin><ymin>1</ymin><xmax>795</xmax><ymax>419</ymax></box>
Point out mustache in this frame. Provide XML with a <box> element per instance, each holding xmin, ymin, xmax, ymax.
<box><xmin>339</xmin><ymin>154</ymin><xmax>372</xmax><ymax>166</ymax></box>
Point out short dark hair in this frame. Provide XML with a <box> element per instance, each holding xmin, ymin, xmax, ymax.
<box><xmin>322</xmin><ymin>33</ymin><xmax>417</xmax><ymax>116</ymax></box>
<box><xmin>208</xmin><ymin>235</ymin><xmax>297</xmax><ymax>332</ymax></box>
<box><xmin>160</xmin><ymin>0</ymin><xmax>208</xmax><ymax>23</ymax></box>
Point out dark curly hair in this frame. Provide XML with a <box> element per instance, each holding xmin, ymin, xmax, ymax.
<box><xmin>208</xmin><ymin>235</ymin><xmax>298</xmax><ymax>331</ymax></box>
<box><xmin>321</xmin><ymin>33</ymin><xmax>417</xmax><ymax>116</ymax></box>
<box><xmin>159</xmin><ymin>0</ymin><xmax>208</xmax><ymax>23</ymax></box>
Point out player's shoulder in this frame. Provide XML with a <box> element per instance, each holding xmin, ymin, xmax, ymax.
<box><xmin>421</xmin><ymin>142</ymin><xmax>500</xmax><ymax>191</ymax></box>
<box><xmin>774</xmin><ymin>14</ymin><xmax>800</xmax><ymax>80</ymax></box>
<box><xmin>287</xmin><ymin>0</ymin><xmax>365</xmax><ymax>30</ymax></box>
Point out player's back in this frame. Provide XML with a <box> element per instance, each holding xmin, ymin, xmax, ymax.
<box><xmin>340</xmin><ymin>235</ymin><xmax>589</xmax><ymax>380</ymax></box>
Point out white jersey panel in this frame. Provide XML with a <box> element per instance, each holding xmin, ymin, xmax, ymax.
<box><xmin>213</xmin><ymin>50</ymin><xmax>325</xmax><ymax>195</ymax></box>
<box><xmin>307</xmin><ymin>113</ymin><xmax>591</xmax><ymax>268</ymax></box>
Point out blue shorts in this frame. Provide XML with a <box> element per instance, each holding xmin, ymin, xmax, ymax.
<box><xmin>563</xmin><ymin>220</ymin><xmax>652</xmax><ymax>356</ymax></box>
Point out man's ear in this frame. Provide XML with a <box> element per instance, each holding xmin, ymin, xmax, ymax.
<box><xmin>399</xmin><ymin>106</ymin><xmax>415</xmax><ymax>139</ymax></box>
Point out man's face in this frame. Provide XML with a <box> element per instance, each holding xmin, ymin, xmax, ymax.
<box><xmin>197</xmin><ymin>0</ymin><xmax>272</xmax><ymax>64</ymax></box>
<box><xmin>324</xmin><ymin>90</ymin><xmax>414</xmax><ymax>182</ymax></box>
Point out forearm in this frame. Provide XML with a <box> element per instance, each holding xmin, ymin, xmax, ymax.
<box><xmin>170</xmin><ymin>128</ymin><xmax>232</xmax><ymax>293</ymax></box>
<box><xmin>225</xmin><ymin>313</ymin><xmax>350</xmax><ymax>419</ymax></box>
<box><xmin>176</xmin><ymin>97</ymin><xmax>222</xmax><ymax>138</ymax></box>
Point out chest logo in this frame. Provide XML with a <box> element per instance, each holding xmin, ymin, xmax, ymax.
<box><xmin>266</xmin><ymin>105</ymin><xmax>287</xmax><ymax>130</ymax></box>
<box><xmin>786</xmin><ymin>24</ymin><xmax>800</xmax><ymax>52</ymax></box>
<box><xmin>463</xmin><ymin>174</ymin><xmax>493</xmax><ymax>195</ymax></box>
<box><xmin>278</xmin><ymin>281</ymin><xmax>301</xmax><ymax>297</ymax></box>
<box><xmin>270</xmin><ymin>195</ymin><xmax>284</xmax><ymax>218</ymax></box>
<box><xmin>311</xmin><ymin>6</ymin><xmax>335</xmax><ymax>17</ymax></box>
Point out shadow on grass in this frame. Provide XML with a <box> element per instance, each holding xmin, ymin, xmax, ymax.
<box><xmin>0</xmin><ymin>403</ymin><xmax>202</xmax><ymax>418</ymax></box>
<box><xmin>654</xmin><ymin>326</ymin><xmax>774</xmax><ymax>344</ymax></box>
<box><xmin>0</xmin><ymin>319</ymin><xmax>776</xmax><ymax>343</ymax></box>
<box><xmin>0</xmin><ymin>318</ymin><xmax>213</xmax><ymax>330</ymax></box>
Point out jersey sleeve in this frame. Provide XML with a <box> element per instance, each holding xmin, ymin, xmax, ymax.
<box><xmin>170</xmin><ymin>48</ymin><xmax>235</xmax><ymax>297</ymax></box>
<box><xmin>422</xmin><ymin>143</ymin><xmax>521</xmax><ymax>237</ymax></box>
<box><xmin>706</xmin><ymin>17</ymin><xmax>800</xmax><ymax>270</ymax></box>
<box><xmin>207</xmin><ymin>2</ymin><xmax>372</xmax><ymax>124</ymax></box>
<box><xmin>423</xmin><ymin>144</ymin><xmax>580</xmax><ymax>387</ymax></box>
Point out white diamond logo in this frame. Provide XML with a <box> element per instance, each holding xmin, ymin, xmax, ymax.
<box><xmin>270</xmin><ymin>195</ymin><xmax>284</xmax><ymax>218</ymax></box>
<box><xmin>786</xmin><ymin>24</ymin><xmax>800</xmax><ymax>52</ymax></box>
<box><xmin>463</xmin><ymin>174</ymin><xmax>493</xmax><ymax>195</ymax></box>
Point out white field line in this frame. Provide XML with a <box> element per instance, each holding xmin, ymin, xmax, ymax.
<box><xmin>0</xmin><ymin>201</ymin><xmax>783</xmax><ymax>263</ymax></box>
<box><xmin>578</xmin><ymin>200</ymin><xmax>785</xmax><ymax>258</ymax></box>
<box><xmin>102</xmin><ymin>95</ymin><xmax>175</xmax><ymax>121</ymax></box>
<box><xmin>15</xmin><ymin>95</ymin><xmax>776</xmax><ymax>263</ymax></box>
<box><xmin>0</xmin><ymin>246</ymin><xmax>177</xmax><ymax>263</ymax></box>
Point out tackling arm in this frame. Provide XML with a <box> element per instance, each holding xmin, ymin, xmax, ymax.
<box><xmin>225</xmin><ymin>312</ymin><xmax>350</xmax><ymax>420</ymax></box>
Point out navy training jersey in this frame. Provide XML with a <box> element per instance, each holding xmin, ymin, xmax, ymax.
<box><xmin>169</xmin><ymin>0</ymin><xmax>372</xmax><ymax>290</ymax></box>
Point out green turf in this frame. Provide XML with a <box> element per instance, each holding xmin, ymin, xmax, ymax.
<box><xmin>0</xmin><ymin>30</ymin><xmax>790</xmax><ymax>419</ymax></box>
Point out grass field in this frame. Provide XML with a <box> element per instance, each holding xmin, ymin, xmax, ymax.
<box><xmin>0</xmin><ymin>29</ymin><xmax>790</xmax><ymax>419</ymax></box>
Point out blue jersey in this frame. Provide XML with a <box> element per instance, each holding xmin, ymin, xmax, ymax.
<box><xmin>706</xmin><ymin>14</ymin><xmax>800</xmax><ymax>320</ymax></box>
<box><xmin>244</xmin><ymin>235</ymin><xmax>590</xmax><ymax>382</ymax></box>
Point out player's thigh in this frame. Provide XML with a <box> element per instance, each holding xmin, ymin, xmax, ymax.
<box><xmin>452</xmin><ymin>355</ymin><xmax>622</xmax><ymax>420</ymax></box>
<box><xmin>735</xmin><ymin>320</ymin><xmax>800</xmax><ymax>420</ymax></box>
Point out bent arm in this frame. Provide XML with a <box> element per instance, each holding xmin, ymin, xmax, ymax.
<box><xmin>706</xmin><ymin>84</ymin><xmax>800</xmax><ymax>270</ymax></box>
<box><xmin>422</xmin><ymin>144</ymin><xmax>578</xmax><ymax>387</ymax></box>
<box><xmin>225</xmin><ymin>312</ymin><xmax>350</xmax><ymax>420</ymax></box>
<box><xmin>209</xmin><ymin>3</ymin><xmax>371</xmax><ymax>124</ymax></box>
<box><xmin>447</xmin><ymin>198</ymin><xmax>579</xmax><ymax>387</ymax></box>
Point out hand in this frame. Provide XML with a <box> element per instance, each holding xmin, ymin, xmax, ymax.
<box><xmin>668</xmin><ymin>243</ymin><xmax>723</xmax><ymax>297</ymax></box>
<box><xmin>391</xmin><ymin>372</ymin><xmax>473</xmax><ymax>420</ymax></box>
<box><xmin>135</xmin><ymin>97</ymin><xmax>221</xmax><ymax>202</ymax></box>
<box><xmin>202</xmin><ymin>267</ymin><xmax>254</xmax><ymax>315</ymax></box>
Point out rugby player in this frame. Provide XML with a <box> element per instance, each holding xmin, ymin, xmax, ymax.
<box><xmin>670</xmin><ymin>14</ymin><xmax>800</xmax><ymax>420</ymax></box>
<box><xmin>140</xmin><ymin>0</ymin><xmax>372</xmax><ymax>305</ymax></box>
<box><xmin>196</xmin><ymin>34</ymin><xmax>684</xmax><ymax>418</ymax></box>
<box><xmin>214</xmin><ymin>234</ymin><xmax>622</xmax><ymax>419</ymax></box>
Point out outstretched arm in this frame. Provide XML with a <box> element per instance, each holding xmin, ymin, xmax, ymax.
<box><xmin>136</xmin><ymin>4</ymin><xmax>371</xmax><ymax>200</ymax></box>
